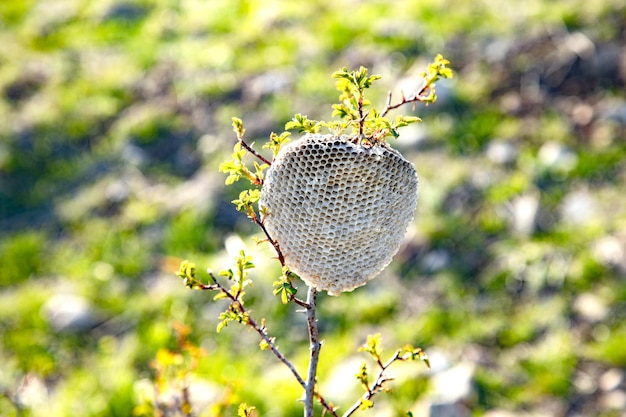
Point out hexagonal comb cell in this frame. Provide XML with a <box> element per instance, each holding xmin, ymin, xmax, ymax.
<box><xmin>260</xmin><ymin>134</ymin><xmax>418</xmax><ymax>295</ymax></box>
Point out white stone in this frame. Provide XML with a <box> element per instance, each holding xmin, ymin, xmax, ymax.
<box><xmin>511</xmin><ymin>194</ymin><xmax>539</xmax><ymax>235</ymax></box>
<box><xmin>559</xmin><ymin>189</ymin><xmax>597</xmax><ymax>225</ymax></box>
<box><xmin>486</xmin><ymin>140</ymin><xmax>517</xmax><ymax>165</ymax></box>
<box><xmin>538</xmin><ymin>142</ymin><xmax>578</xmax><ymax>172</ymax></box>
<box><xmin>42</xmin><ymin>293</ymin><xmax>96</xmax><ymax>332</ymax></box>
<box><xmin>600</xmin><ymin>368</ymin><xmax>625</xmax><ymax>392</ymax></box>
<box><xmin>572</xmin><ymin>293</ymin><xmax>609</xmax><ymax>322</ymax></box>
<box><xmin>430</xmin><ymin>363</ymin><xmax>475</xmax><ymax>404</ymax></box>
<box><xmin>600</xmin><ymin>390</ymin><xmax>626</xmax><ymax>410</ymax></box>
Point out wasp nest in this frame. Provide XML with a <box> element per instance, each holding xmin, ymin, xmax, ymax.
<box><xmin>260</xmin><ymin>134</ymin><xmax>418</xmax><ymax>295</ymax></box>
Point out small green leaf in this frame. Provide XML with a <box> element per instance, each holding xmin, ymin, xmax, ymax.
<box><xmin>213</xmin><ymin>292</ymin><xmax>228</xmax><ymax>301</ymax></box>
<box><xmin>355</xmin><ymin>362</ymin><xmax>369</xmax><ymax>389</ymax></box>
<box><xmin>285</xmin><ymin>113</ymin><xmax>320</xmax><ymax>133</ymax></box>
<box><xmin>219</xmin><ymin>268</ymin><xmax>233</xmax><ymax>279</ymax></box>
<box><xmin>331</xmin><ymin>67</ymin><xmax>351</xmax><ymax>80</ymax></box>
<box><xmin>177</xmin><ymin>260</ymin><xmax>207</xmax><ymax>289</ymax></box>
<box><xmin>219</xmin><ymin>142</ymin><xmax>259</xmax><ymax>185</ymax></box>
<box><xmin>421</xmin><ymin>54</ymin><xmax>453</xmax><ymax>85</ymax></box>
<box><xmin>331</xmin><ymin>103</ymin><xmax>350</xmax><ymax>119</ymax></box>
<box><xmin>395</xmin><ymin>115</ymin><xmax>422</xmax><ymax>127</ymax></box>
<box><xmin>359</xmin><ymin>398</ymin><xmax>374</xmax><ymax>410</ymax></box>
<box><xmin>433</xmin><ymin>54</ymin><xmax>453</xmax><ymax>78</ymax></box>
<box><xmin>439</xmin><ymin>67</ymin><xmax>453</xmax><ymax>79</ymax></box>
<box><xmin>217</xmin><ymin>309</ymin><xmax>243</xmax><ymax>332</ymax></box>
<box><xmin>263</xmin><ymin>131</ymin><xmax>291</xmax><ymax>157</ymax></box>
<box><xmin>232</xmin><ymin>117</ymin><xmax>246</xmax><ymax>138</ymax></box>
<box><xmin>216</xmin><ymin>320</ymin><xmax>227</xmax><ymax>333</ymax></box>
<box><xmin>259</xmin><ymin>337</ymin><xmax>275</xmax><ymax>351</ymax></box>
<box><xmin>400</xmin><ymin>345</ymin><xmax>431</xmax><ymax>370</ymax></box>
<box><xmin>320</xmin><ymin>120</ymin><xmax>349</xmax><ymax>136</ymax></box>
<box><xmin>237</xmin><ymin>403</ymin><xmax>256</xmax><ymax>417</ymax></box>
<box><xmin>177</xmin><ymin>260</ymin><xmax>196</xmax><ymax>281</ymax></box>
<box><xmin>253</xmin><ymin>161</ymin><xmax>269</xmax><ymax>180</ymax></box>
<box><xmin>231</xmin><ymin>190</ymin><xmax>261</xmax><ymax>219</ymax></box>
<box><xmin>273</xmin><ymin>272</ymin><xmax>297</xmax><ymax>304</ymax></box>
<box><xmin>359</xmin><ymin>333</ymin><xmax>383</xmax><ymax>360</ymax></box>
<box><xmin>236</xmin><ymin>250</ymin><xmax>255</xmax><ymax>274</ymax></box>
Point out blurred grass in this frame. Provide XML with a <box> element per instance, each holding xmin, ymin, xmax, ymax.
<box><xmin>1</xmin><ymin>0</ymin><xmax>626</xmax><ymax>416</ymax></box>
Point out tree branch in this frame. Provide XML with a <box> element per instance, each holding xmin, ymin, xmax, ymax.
<box><xmin>304</xmin><ymin>286</ymin><xmax>321</xmax><ymax>417</ymax></box>
<box><xmin>207</xmin><ymin>273</ymin><xmax>338</xmax><ymax>416</ymax></box>
<box><xmin>208</xmin><ymin>272</ymin><xmax>308</xmax><ymax>390</ymax></box>
<box><xmin>255</xmin><ymin>216</ymin><xmax>285</xmax><ymax>266</ymax></box>
<box><xmin>380</xmin><ymin>81</ymin><xmax>433</xmax><ymax>118</ymax></box>
<box><xmin>341</xmin><ymin>350</ymin><xmax>402</xmax><ymax>417</ymax></box>
<box><xmin>255</xmin><ymin>213</ymin><xmax>311</xmax><ymax>308</ymax></box>
<box><xmin>357</xmin><ymin>95</ymin><xmax>365</xmax><ymax>139</ymax></box>
<box><xmin>239</xmin><ymin>139</ymin><xmax>272</xmax><ymax>166</ymax></box>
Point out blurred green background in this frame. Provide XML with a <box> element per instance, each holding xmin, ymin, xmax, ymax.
<box><xmin>1</xmin><ymin>0</ymin><xmax>625</xmax><ymax>416</ymax></box>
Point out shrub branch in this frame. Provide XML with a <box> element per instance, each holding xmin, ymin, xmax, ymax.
<box><xmin>304</xmin><ymin>286</ymin><xmax>321</xmax><ymax>417</ymax></box>
<box><xmin>342</xmin><ymin>350</ymin><xmax>400</xmax><ymax>417</ymax></box>
<box><xmin>257</xmin><ymin>214</ymin><xmax>286</xmax><ymax>266</ymax></box>
<box><xmin>381</xmin><ymin>54</ymin><xmax>452</xmax><ymax>117</ymax></box>
<box><xmin>232</xmin><ymin>117</ymin><xmax>273</xmax><ymax>166</ymax></box>
<box><xmin>207</xmin><ymin>270</ymin><xmax>309</xmax><ymax>388</ymax></box>
<box><xmin>178</xmin><ymin>56</ymin><xmax>449</xmax><ymax>416</ymax></box>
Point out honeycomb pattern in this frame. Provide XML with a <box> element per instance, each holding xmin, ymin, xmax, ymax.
<box><xmin>260</xmin><ymin>134</ymin><xmax>418</xmax><ymax>295</ymax></box>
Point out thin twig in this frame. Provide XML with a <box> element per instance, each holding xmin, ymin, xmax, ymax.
<box><xmin>207</xmin><ymin>273</ymin><xmax>338</xmax><ymax>416</ymax></box>
<box><xmin>314</xmin><ymin>392</ymin><xmax>339</xmax><ymax>417</ymax></box>
<box><xmin>208</xmin><ymin>272</ymin><xmax>308</xmax><ymax>389</ymax></box>
<box><xmin>341</xmin><ymin>351</ymin><xmax>402</xmax><ymax>417</ymax></box>
<box><xmin>255</xmin><ymin>217</ymin><xmax>285</xmax><ymax>266</ymax></box>
<box><xmin>290</xmin><ymin>295</ymin><xmax>312</xmax><ymax>310</ymax></box>
<box><xmin>357</xmin><ymin>95</ymin><xmax>365</xmax><ymax>139</ymax></box>
<box><xmin>255</xmin><ymin>213</ymin><xmax>310</xmax><ymax>308</ymax></box>
<box><xmin>304</xmin><ymin>286</ymin><xmax>321</xmax><ymax>417</ymax></box>
<box><xmin>380</xmin><ymin>80</ymin><xmax>433</xmax><ymax>117</ymax></box>
<box><xmin>239</xmin><ymin>139</ymin><xmax>272</xmax><ymax>166</ymax></box>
